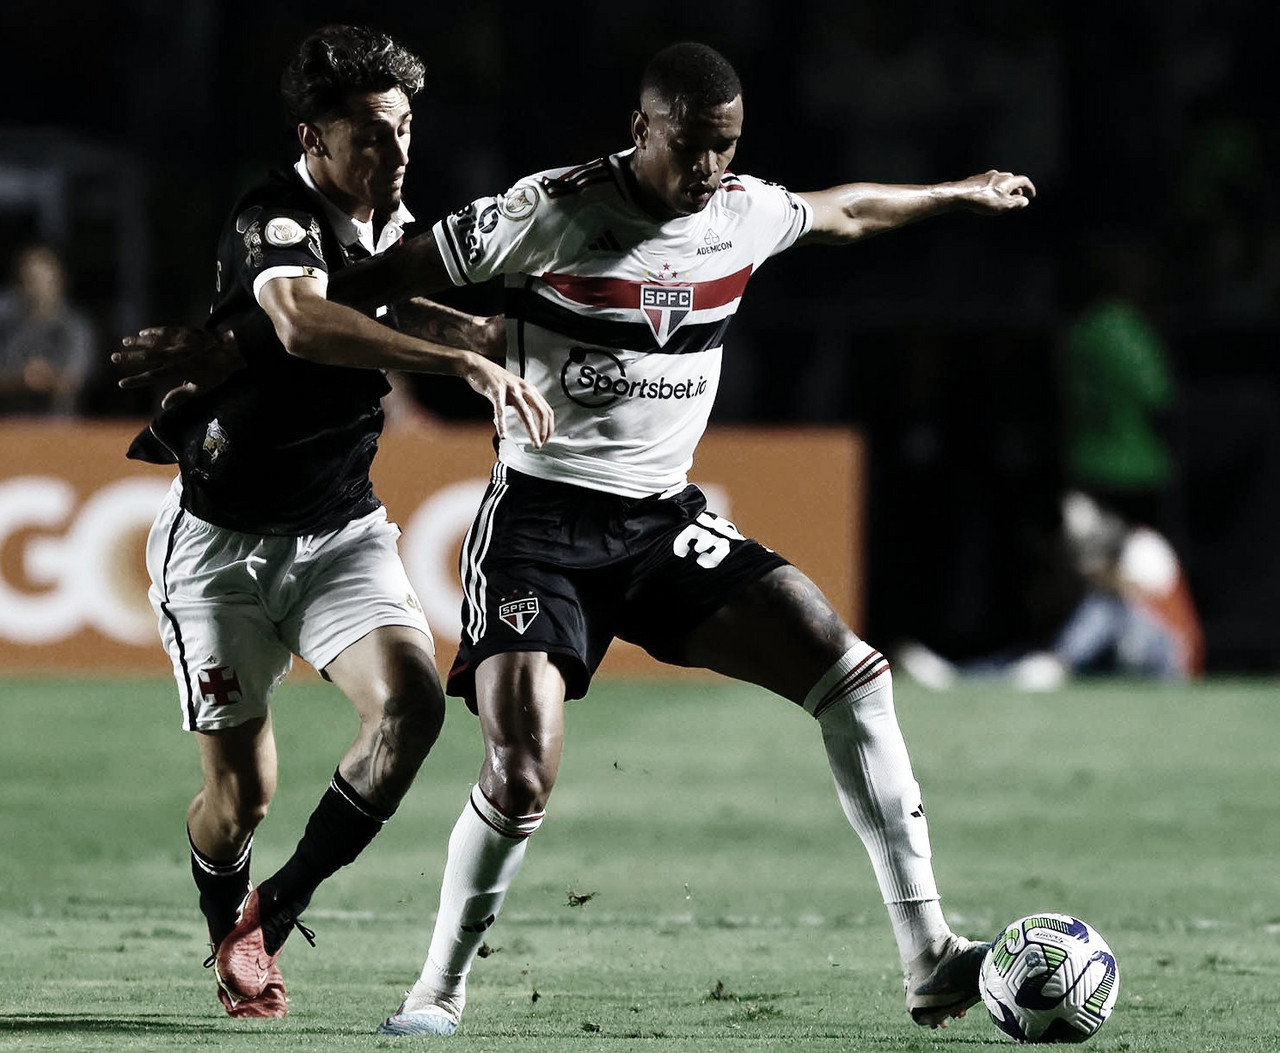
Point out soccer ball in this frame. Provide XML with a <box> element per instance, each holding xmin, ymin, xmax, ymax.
<box><xmin>978</xmin><ymin>913</ymin><xmax>1119</xmax><ymax>1043</ymax></box>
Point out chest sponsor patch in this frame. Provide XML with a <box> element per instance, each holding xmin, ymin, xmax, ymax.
<box><xmin>498</xmin><ymin>596</ymin><xmax>540</xmax><ymax>634</ymax></box>
<box><xmin>640</xmin><ymin>285</ymin><xmax>692</xmax><ymax>346</ymax></box>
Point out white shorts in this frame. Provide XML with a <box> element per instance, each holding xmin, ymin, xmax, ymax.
<box><xmin>147</xmin><ymin>477</ymin><xmax>432</xmax><ymax>731</ymax></box>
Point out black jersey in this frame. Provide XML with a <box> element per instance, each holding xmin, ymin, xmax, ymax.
<box><xmin>128</xmin><ymin>165</ymin><xmax>400</xmax><ymax>535</ymax></box>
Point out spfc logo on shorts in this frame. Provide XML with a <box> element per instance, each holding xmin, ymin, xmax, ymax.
<box><xmin>498</xmin><ymin>596</ymin><xmax>540</xmax><ymax>635</ymax></box>
<box><xmin>640</xmin><ymin>285</ymin><xmax>692</xmax><ymax>346</ymax></box>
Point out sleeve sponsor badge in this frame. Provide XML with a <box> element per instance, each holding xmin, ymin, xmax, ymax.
<box><xmin>264</xmin><ymin>217</ymin><xmax>307</xmax><ymax>247</ymax></box>
<box><xmin>498</xmin><ymin>184</ymin><xmax>539</xmax><ymax>221</ymax></box>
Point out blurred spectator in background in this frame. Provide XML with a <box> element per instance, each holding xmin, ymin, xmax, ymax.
<box><xmin>1057</xmin><ymin>235</ymin><xmax>1178</xmax><ymax>533</ymax></box>
<box><xmin>898</xmin><ymin>491</ymin><xmax>1204</xmax><ymax>691</ymax></box>
<box><xmin>1172</xmin><ymin>87</ymin><xmax>1278</xmax><ymax>323</ymax></box>
<box><xmin>0</xmin><ymin>244</ymin><xmax>98</xmax><ymax>415</ymax></box>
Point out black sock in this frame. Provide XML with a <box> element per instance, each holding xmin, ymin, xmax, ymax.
<box><xmin>257</xmin><ymin>770</ymin><xmax>392</xmax><ymax>953</ymax></box>
<box><xmin>189</xmin><ymin>830</ymin><xmax>252</xmax><ymax>948</ymax></box>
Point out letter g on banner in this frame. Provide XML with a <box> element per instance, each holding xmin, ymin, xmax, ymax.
<box><xmin>0</xmin><ymin>475</ymin><xmax>169</xmax><ymax>645</ymax></box>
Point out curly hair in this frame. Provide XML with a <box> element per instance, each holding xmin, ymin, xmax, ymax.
<box><xmin>639</xmin><ymin>42</ymin><xmax>741</xmax><ymax>117</ymax></box>
<box><xmin>281</xmin><ymin>24</ymin><xmax>426</xmax><ymax>125</ymax></box>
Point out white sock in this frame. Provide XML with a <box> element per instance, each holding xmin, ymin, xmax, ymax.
<box><xmin>407</xmin><ymin>785</ymin><xmax>543</xmax><ymax>1016</ymax></box>
<box><xmin>805</xmin><ymin>641</ymin><xmax>951</xmax><ymax>969</ymax></box>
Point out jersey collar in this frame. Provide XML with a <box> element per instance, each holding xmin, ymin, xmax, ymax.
<box><xmin>293</xmin><ymin>156</ymin><xmax>414</xmax><ymax>256</ymax></box>
<box><xmin>610</xmin><ymin>148</ymin><xmax>714</xmax><ymax>231</ymax></box>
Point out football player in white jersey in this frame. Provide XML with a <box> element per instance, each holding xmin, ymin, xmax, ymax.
<box><xmin>117</xmin><ymin>39</ymin><xmax>1034</xmax><ymax>1038</ymax></box>
<box><xmin>365</xmin><ymin>41</ymin><xmax>1035</xmax><ymax>1037</ymax></box>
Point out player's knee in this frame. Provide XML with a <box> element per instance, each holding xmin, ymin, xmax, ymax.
<box><xmin>804</xmin><ymin>642</ymin><xmax>893</xmax><ymax>722</ymax></box>
<box><xmin>371</xmin><ymin>643</ymin><xmax>446</xmax><ymax>744</ymax></box>
<box><xmin>203</xmin><ymin>781</ymin><xmax>272</xmax><ymax>840</ymax></box>
<box><xmin>382</xmin><ymin>678</ymin><xmax>447</xmax><ymax>759</ymax></box>
<box><xmin>486</xmin><ymin>756</ymin><xmax>557</xmax><ymax>816</ymax></box>
<box><xmin>232</xmin><ymin>795</ymin><xmax>271</xmax><ymax>834</ymax></box>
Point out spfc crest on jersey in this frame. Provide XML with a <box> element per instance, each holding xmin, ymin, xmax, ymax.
<box><xmin>640</xmin><ymin>284</ymin><xmax>693</xmax><ymax>346</ymax></box>
<box><xmin>498</xmin><ymin>595</ymin><xmax>540</xmax><ymax>635</ymax></box>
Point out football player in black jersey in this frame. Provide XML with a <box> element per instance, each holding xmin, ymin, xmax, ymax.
<box><xmin>124</xmin><ymin>24</ymin><xmax>552</xmax><ymax>1019</ymax></box>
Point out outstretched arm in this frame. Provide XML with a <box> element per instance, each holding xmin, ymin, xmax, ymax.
<box><xmin>327</xmin><ymin>231</ymin><xmax>453</xmax><ymax>311</ymax></box>
<box><xmin>798</xmin><ymin>170</ymin><xmax>1035</xmax><ymax>245</ymax></box>
<box><xmin>259</xmin><ymin>274</ymin><xmax>551</xmax><ymax>445</ymax></box>
<box><xmin>113</xmin><ymin>296</ymin><xmax>502</xmax><ymax>407</ymax></box>
<box><xmin>114</xmin><ymin>230</ymin><xmax>476</xmax><ymax>402</ymax></box>
<box><xmin>394</xmin><ymin>297</ymin><xmax>505</xmax><ymax>360</ymax></box>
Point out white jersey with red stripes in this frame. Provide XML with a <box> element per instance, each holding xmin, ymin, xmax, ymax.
<box><xmin>432</xmin><ymin>148</ymin><xmax>813</xmax><ymax>497</ymax></box>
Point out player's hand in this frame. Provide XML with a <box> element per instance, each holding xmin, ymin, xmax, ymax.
<box><xmin>112</xmin><ymin>327</ymin><xmax>245</xmax><ymax>409</ymax></box>
<box><xmin>462</xmin><ymin>353</ymin><xmax>554</xmax><ymax>448</ymax></box>
<box><xmin>960</xmin><ymin>170</ymin><xmax>1036</xmax><ymax>214</ymax></box>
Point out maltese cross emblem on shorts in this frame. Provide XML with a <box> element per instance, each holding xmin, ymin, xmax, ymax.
<box><xmin>640</xmin><ymin>284</ymin><xmax>692</xmax><ymax>346</ymax></box>
<box><xmin>198</xmin><ymin>665</ymin><xmax>243</xmax><ymax>706</ymax></box>
<box><xmin>498</xmin><ymin>596</ymin><xmax>540</xmax><ymax>635</ymax></box>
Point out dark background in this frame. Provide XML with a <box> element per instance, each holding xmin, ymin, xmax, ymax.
<box><xmin>2</xmin><ymin>0</ymin><xmax>1276</xmax><ymax>669</ymax></box>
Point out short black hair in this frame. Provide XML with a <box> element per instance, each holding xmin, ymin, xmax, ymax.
<box><xmin>639</xmin><ymin>42</ymin><xmax>741</xmax><ymax>116</ymax></box>
<box><xmin>281</xmin><ymin>24</ymin><xmax>426</xmax><ymax>125</ymax></box>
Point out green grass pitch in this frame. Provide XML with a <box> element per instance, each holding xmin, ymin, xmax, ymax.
<box><xmin>0</xmin><ymin>673</ymin><xmax>1276</xmax><ymax>1051</ymax></box>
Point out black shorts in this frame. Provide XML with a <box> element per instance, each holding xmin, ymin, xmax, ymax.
<box><xmin>447</xmin><ymin>464</ymin><xmax>789</xmax><ymax>706</ymax></box>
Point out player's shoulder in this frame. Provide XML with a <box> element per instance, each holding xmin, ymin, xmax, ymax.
<box><xmin>227</xmin><ymin>167</ymin><xmax>324</xmax><ymax>233</ymax></box>
<box><xmin>467</xmin><ymin>156</ymin><xmax>618</xmax><ymax>233</ymax></box>
<box><xmin>505</xmin><ymin>156</ymin><xmax>623</xmax><ymax>217</ymax></box>
<box><xmin>717</xmin><ymin>170</ymin><xmax>796</xmax><ymax>209</ymax></box>
<box><xmin>530</xmin><ymin>156</ymin><xmax>617</xmax><ymax>200</ymax></box>
<box><xmin>220</xmin><ymin>167</ymin><xmax>331</xmax><ymax>262</ymax></box>
<box><xmin>229</xmin><ymin>166</ymin><xmax>305</xmax><ymax>211</ymax></box>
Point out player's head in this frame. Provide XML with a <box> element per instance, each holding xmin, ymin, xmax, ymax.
<box><xmin>630</xmin><ymin>42</ymin><xmax>743</xmax><ymax>220</ymax></box>
<box><xmin>282</xmin><ymin>24</ymin><xmax>425</xmax><ymax>220</ymax></box>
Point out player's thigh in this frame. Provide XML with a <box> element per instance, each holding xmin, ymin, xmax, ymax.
<box><xmin>452</xmin><ymin>470</ymin><xmax>616</xmax><ymax>704</ymax></box>
<box><xmin>323</xmin><ymin>623</ymin><xmax>444</xmax><ymax>725</ymax></box>
<box><xmin>146</xmin><ymin>490</ymin><xmax>293</xmax><ymax>731</ymax></box>
<box><xmin>289</xmin><ymin>507</ymin><xmax>433</xmax><ymax>675</ymax></box>
<box><xmin>681</xmin><ymin>564</ymin><xmax>859</xmax><ymax>703</ymax></box>
<box><xmin>619</xmin><ymin>492</ymin><xmax>794</xmax><ymax>673</ymax></box>
<box><xmin>154</xmin><ymin>595</ymin><xmax>292</xmax><ymax>731</ymax></box>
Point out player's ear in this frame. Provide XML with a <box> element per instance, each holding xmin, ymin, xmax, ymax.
<box><xmin>298</xmin><ymin>123</ymin><xmax>326</xmax><ymax>158</ymax></box>
<box><xmin>631</xmin><ymin>109</ymin><xmax>649</xmax><ymax>149</ymax></box>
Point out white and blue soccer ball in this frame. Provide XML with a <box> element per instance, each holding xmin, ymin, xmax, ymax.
<box><xmin>978</xmin><ymin>913</ymin><xmax>1119</xmax><ymax>1043</ymax></box>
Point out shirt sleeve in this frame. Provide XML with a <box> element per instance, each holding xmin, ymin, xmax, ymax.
<box><xmin>432</xmin><ymin>177</ymin><xmax>549</xmax><ymax>286</ymax></box>
<box><xmin>227</xmin><ymin>205</ymin><xmax>330</xmax><ymax>304</ymax></box>
<box><xmin>736</xmin><ymin>174</ymin><xmax>814</xmax><ymax>260</ymax></box>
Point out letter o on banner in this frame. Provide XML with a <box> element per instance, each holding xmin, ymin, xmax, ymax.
<box><xmin>399</xmin><ymin>478</ymin><xmax>489</xmax><ymax>641</ymax></box>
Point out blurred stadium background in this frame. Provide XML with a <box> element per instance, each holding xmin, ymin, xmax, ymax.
<box><xmin>1</xmin><ymin>0</ymin><xmax>1276</xmax><ymax>672</ymax></box>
